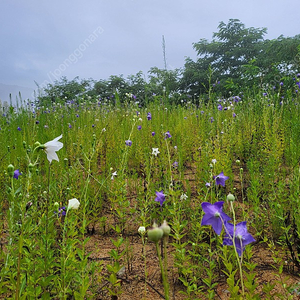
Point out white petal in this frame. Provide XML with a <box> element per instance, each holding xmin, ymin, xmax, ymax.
<box><xmin>44</xmin><ymin>135</ymin><xmax>63</xmax><ymax>163</ymax></box>
<box><xmin>68</xmin><ymin>198</ymin><xmax>80</xmax><ymax>210</ymax></box>
<box><xmin>46</xmin><ymin>150</ymin><xmax>59</xmax><ymax>163</ymax></box>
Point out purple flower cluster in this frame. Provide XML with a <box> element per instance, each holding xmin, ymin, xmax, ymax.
<box><xmin>55</xmin><ymin>206</ymin><xmax>66</xmax><ymax>217</ymax></box>
<box><xmin>201</xmin><ymin>201</ymin><xmax>255</xmax><ymax>256</ymax></box>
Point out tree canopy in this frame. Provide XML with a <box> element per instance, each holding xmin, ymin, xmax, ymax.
<box><xmin>37</xmin><ymin>19</ymin><xmax>300</xmax><ymax>105</ymax></box>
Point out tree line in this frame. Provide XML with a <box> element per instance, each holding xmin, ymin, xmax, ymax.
<box><xmin>37</xmin><ymin>19</ymin><xmax>300</xmax><ymax>106</ymax></box>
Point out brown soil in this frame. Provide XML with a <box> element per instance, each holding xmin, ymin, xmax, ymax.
<box><xmin>84</xmin><ymin>227</ymin><xmax>300</xmax><ymax>300</ymax></box>
<box><xmin>83</xmin><ymin>163</ymin><xmax>300</xmax><ymax>300</ymax></box>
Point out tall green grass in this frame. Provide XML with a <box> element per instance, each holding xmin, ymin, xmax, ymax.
<box><xmin>0</xmin><ymin>87</ymin><xmax>300</xmax><ymax>298</ymax></box>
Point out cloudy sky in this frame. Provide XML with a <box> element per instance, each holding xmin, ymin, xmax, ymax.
<box><xmin>1</xmin><ymin>0</ymin><xmax>299</xmax><ymax>95</ymax></box>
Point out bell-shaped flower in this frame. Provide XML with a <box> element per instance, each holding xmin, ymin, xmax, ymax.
<box><xmin>152</xmin><ymin>148</ymin><xmax>160</xmax><ymax>156</ymax></box>
<box><xmin>43</xmin><ymin>134</ymin><xmax>63</xmax><ymax>163</ymax></box>
<box><xmin>111</xmin><ymin>171</ymin><xmax>117</xmax><ymax>180</ymax></box>
<box><xmin>13</xmin><ymin>169</ymin><xmax>22</xmax><ymax>179</ymax></box>
<box><xmin>201</xmin><ymin>201</ymin><xmax>231</xmax><ymax>235</ymax></box>
<box><xmin>214</xmin><ymin>171</ymin><xmax>229</xmax><ymax>187</ymax></box>
<box><xmin>125</xmin><ymin>140</ymin><xmax>132</xmax><ymax>146</ymax></box>
<box><xmin>155</xmin><ymin>190</ymin><xmax>166</xmax><ymax>207</ymax></box>
<box><xmin>223</xmin><ymin>221</ymin><xmax>255</xmax><ymax>256</ymax></box>
<box><xmin>67</xmin><ymin>198</ymin><xmax>80</xmax><ymax>210</ymax></box>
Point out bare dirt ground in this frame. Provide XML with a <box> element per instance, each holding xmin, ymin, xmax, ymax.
<box><xmin>84</xmin><ymin>163</ymin><xmax>300</xmax><ymax>299</ymax></box>
<box><xmin>85</xmin><ymin>229</ymin><xmax>300</xmax><ymax>300</ymax></box>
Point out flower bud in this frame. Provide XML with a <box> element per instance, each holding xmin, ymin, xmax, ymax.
<box><xmin>147</xmin><ymin>223</ymin><xmax>163</xmax><ymax>243</ymax></box>
<box><xmin>26</xmin><ymin>201</ymin><xmax>33</xmax><ymax>211</ymax></box>
<box><xmin>227</xmin><ymin>193</ymin><xmax>235</xmax><ymax>202</ymax></box>
<box><xmin>138</xmin><ymin>226</ymin><xmax>146</xmax><ymax>235</ymax></box>
<box><xmin>28</xmin><ymin>163</ymin><xmax>34</xmax><ymax>172</ymax></box>
<box><xmin>7</xmin><ymin>164</ymin><xmax>14</xmax><ymax>177</ymax></box>
<box><xmin>160</xmin><ymin>220</ymin><xmax>171</xmax><ymax>237</ymax></box>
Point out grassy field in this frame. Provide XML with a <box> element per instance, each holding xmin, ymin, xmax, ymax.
<box><xmin>1</xmin><ymin>85</ymin><xmax>300</xmax><ymax>299</ymax></box>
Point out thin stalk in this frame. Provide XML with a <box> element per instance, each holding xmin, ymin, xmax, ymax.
<box><xmin>163</xmin><ymin>236</ymin><xmax>170</xmax><ymax>296</ymax></box>
<box><xmin>155</xmin><ymin>242</ymin><xmax>169</xmax><ymax>300</ymax></box>
<box><xmin>229</xmin><ymin>201</ymin><xmax>245</xmax><ymax>296</ymax></box>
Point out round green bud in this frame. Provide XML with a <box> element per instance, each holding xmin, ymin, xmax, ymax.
<box><xmin>227</xmin><ymin>193</ymin><xmax>235</xmax><ymax>202</ymax></box>
<box><xmin>7</xmin><ymin>164</ymin><xmax>14</xmax><ymax>177</ymax></box>
<box><xmin>147</xmin><ymin>223</ymin><xmax>164</xmax><ymax>243</ymax></box>
<box><xmin>28</xmin><ymin>163</ymin><xmax>34</xmax><ymax>172</ymax></box>
<box><xmin>22</xmin><ymin>141</ymin><xmax>27</xmax><ymax>148</ymax></box>
<box><xmin>160</xmin><ymin>220</ymin><xmax>171</xmax><ymax>237</ymax></box>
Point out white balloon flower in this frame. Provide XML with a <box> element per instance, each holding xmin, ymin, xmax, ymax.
<box><xmin>68</xmin><ymin>198</ymin><xmax>80</xmax><ymax>210</ymax></box>
<box><xmin>152</xmin><ymin>148</ymin><xmax>160</xmax><ymax>157</ymax></box>
<box><xmin>44</xmin><ymin>134</ymin><xmax>63</xmax><ymax>163</ymax></box>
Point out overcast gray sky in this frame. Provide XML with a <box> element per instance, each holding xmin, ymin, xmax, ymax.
<box><xmin>1</xmin><ymin>0</ymin><xmax>299</xmax><ymax>91</ymax></box>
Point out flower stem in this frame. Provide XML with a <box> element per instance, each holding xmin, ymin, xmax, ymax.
<box><xmin>155</xmin><ymin>242</ymin><xmax>169</xmax><ymax>300</ymax></box>
<box><xmin>229</xmin><ymin>201</ymin><xmax>245</xmax><ymax>296</ymax></box>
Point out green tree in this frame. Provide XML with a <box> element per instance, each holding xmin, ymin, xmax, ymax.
<box><xmin>191</xmin><ymin>19</ymin><xmax>267</xmax><ymax>93</ymax></box>
<box><xmin>148</xmin><ymin>67</ymin><xmax>181</xmax><ymax>97</ymax></box>
<box><xmin>183</xmin><ymin>19</ymin><xmax>300</xmax><ymax>96</ymax></box>
<box><xmin>37</xmin><ymin>76</ymin><xmax>93</xmax><ymax>105</ymax></box>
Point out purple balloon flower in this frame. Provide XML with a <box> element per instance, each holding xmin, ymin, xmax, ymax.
<box><xmin>201</xmin><ymin>201</ymin><xmax>231</xmax><ymax>235</ymax></box>
<box><xmin>17</xmin><ymin>127</ymin><xmax>21</xmax><ymax>131</ymax></box>
<box><xmin>155</xmin><ymin>190</ymin><xmax>166</xmax><ymax>207</ymax></box>
<box><xmin>55</xmin><ymin>206</ymin><xmax>67</xmax><ymax>217</ymax></box>
<box><xmin>151</xmin><ymin>131</ymin><xmax>155</xmax><ymax>136</ymax></box>
<box><xmin>125</xmin><ymin>140</ymin><xmax>132</xmax><ymax>146</ymax></box>
<box><xmin>165</xmin><ymin>131</ymin><xmax>172</xmax><ymax>139</ymax></box>
<box><xmin>218</xmin><ymin>104</ymin><xmax>223</xmax><ymax>111</ymax></box>
<box><xmin>214</xmin><ymin>171</ymin><xmax>229</xmax><ymax>187</ymax></box>
<box><xmin>172</xmin><ymin>161</ymin><xmax>178</xmax><ymax>168</ymax></box>
<box><xmin>13</xmin><ymin>169</ymin><xmax>22</xmax><ymax>179</ymax></box>
<box><xmin>137</xmin><ymin>125</ymin><xmax>142</xmax><ymax>131</ymax></box>
<box><xmin>223</xmin><ymin>221</ymin><xmax>256</xmax><ymax>256</ymax></box>
<box><xmin>147</xmin><ymin>112</ymin><xmax>152</xmax><ymax>120</ymax></box>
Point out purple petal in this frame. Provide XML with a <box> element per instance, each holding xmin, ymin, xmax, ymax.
<box><xmin>212</xmin><ymin>219</ymin><xmax>223</xmax><ymax>235</ymax></box>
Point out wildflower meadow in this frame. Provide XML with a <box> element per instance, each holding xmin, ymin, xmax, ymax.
<box><xmin>1</xmin><ymin>78</ymin><xmax>300</xmax><ymax>299</ymax></box>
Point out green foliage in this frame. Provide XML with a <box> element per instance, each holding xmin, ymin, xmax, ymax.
<box><xmin>2</xmin><ymin>79</ymin><xmax>300</xmax><ymax>298</ymax></box>
<box><xmin>182</xmin><ymin>19</ymin><xmax>300</xmax><ymax>97</ymax></box>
